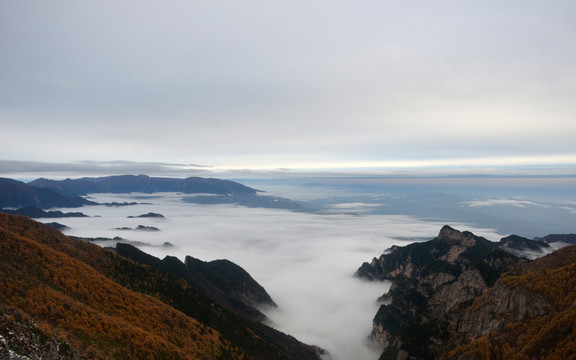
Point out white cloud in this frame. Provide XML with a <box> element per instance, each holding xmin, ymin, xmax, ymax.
<box><xmin>559</xmin><ymin>206</ymin><xmax>576</xmax><ymax>215</ymax></box>
<box><xmin>329</xmin><ymin>202</ymin><xmax>383</xmax><ymax>214</ymax></box>
<box><xmin>464</xmin><ymin>198</ymin><xmax>549</xmax><ymax>208</ymax></box>
<box><xmin>47</xmin><ymin>192</ymin><xmax>504</xmax><ymax>360</ymax></box>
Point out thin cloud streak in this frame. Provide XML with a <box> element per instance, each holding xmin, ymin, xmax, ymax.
<box><xmin>208</xmin><ymin>155</ymin><xmax>576</xmax><ymax>171</ymax></box>
<box><xmin>465</xmin><ymin>199</ymin><xmax>550</xmax><ymax>209</ymax></box>
<box><xmin>0</xmin><ymin>160</ymin><xmax>211</xmax><ymax>179</ymax></box>
<box><xmin>2</xmin><ymin>159</ymin><xmax>576</xmax><ymax>182</ymax></box>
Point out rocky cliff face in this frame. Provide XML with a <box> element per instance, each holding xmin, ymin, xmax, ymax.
<box><xmin>357</xmin><ymin>226</ymin><xmax>527</xmax><ymax>359</ymax></box>
<box><xmin>446</xmin><ymin>246</ymin><xmax>576</xmax><ymax>359</ymax></box>
<box><xmin>0</xmin><ymin>308</ymin><xmax>80</xmax><ymax>360</ymax></box>
<box><xmin>455</xmin><ymin>284</ymin><xmax>551</xmax><ymax>341</ymax></box>
<box><xmin>358</xmin><ymin>225</ymin><xmax>576</xmax><ymax>360</ymax></box>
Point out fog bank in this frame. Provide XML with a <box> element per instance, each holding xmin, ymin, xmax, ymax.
<box><xmin>50</xmin><ymin>193</ymin><xmax>501</xmax><ymax>360</ymax></box>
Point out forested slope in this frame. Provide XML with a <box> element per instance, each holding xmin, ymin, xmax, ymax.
<box><xmin>0</xmin><ymin>212</ymin><xmax>319</xmax><ymax>360</ymax></box>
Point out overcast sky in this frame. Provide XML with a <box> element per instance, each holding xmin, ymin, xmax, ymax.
<box><xmin>1</xmin><ymin>0</ymin><xmax>576</xmax><ymax>176</ymax></box>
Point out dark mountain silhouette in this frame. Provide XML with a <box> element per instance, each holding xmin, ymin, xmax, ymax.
<box><xmin>499</xmin><ymin>234</ymin><xmax>550</xmax><ymax>251</ymax></box>
<box><xmin>0</xmin><ymin>177</ymin><xmax>94</xmax><ymax>209</ymax></box>
<box><xmin>535</xmin><ymin>233</ymin><xmax>576</xmax><ymax>245</ymax></box>
<box><xmin>114</xmin><ymin>225</ymin><xmax>160</xmax><ymax>231</ymax></box>
<box><xmin>0</xmin><ymin>212</ymin><xmax>320</xmax><ymax>360</ymax></box>
<box><xmin>127</xmin><ymin>212</ymin><xmax>165</xmax><ymax>218</ymax></box>
<box><xmin>115</xmin><ymin>243</ymin><xmax>276</xmax><ymax>322</ymax></box>
<box><xmin>1</xmin><ymin>205</ymin><xmax>88</xmax><ymax>218</ymax></box>
<box><xmin>28</xmin><ymin>174</ymin><xmax>306</xmax><ymax>210</ymax></box>
<box><xmin>29</xmin><ymin>174</ymin><xmax>259</xmax><ymax>196</ymax></box>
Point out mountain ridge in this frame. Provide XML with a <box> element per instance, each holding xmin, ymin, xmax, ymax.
<box><xmin>0</xmin><ymin>212</ymin><xmax>321</xmax><ymax>360</ymax></box>
<box><xmin>29</xmin><ymin>174</ymin><xmax>259</xmax><ymax>196</ymax></box>
<box><xmin>0</xmin><ymin>177</ymin><xmax>94</xmax><ymax>209</ymax></box>
<box><xmin>27</xmin><ymin>175</ymin><xmax>306</xmax><ymax>211</ymax></box>
<box><xmin>114</xmin><ymin>243</ymin><xmax>276</xmax><ymax>322</ymax></box>
<box><xmin>357</xmin><ymin>225</ymin><xmax>576</xmax><ymax>360</ymax></box>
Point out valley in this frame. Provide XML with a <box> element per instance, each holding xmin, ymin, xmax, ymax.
<box><xmin>1</xmin><ymin>174</ymin><xmax>575</xmax><ymax>359</ymax></box>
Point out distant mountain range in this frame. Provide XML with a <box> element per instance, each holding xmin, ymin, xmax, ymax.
<box><xmin>357</xmin><ymin>225</ymin><xmax>576</xmax><ymax>360</ymax></box>
<box><xmin>0</xmin><ymin>177</ymin><xmax>94</xmax><ymax>209</ymax></box>
<box><xmin>0</xmin><ymin>175</ymin><xmax>305</xmax><ymax>212</ymax></box>
<box><xmin>0</xmin><ymin>213</ymin><xmax>321</xmax><ymax>360</ymax></box>
<box><xmin>29</xmin><ymin>174</ymin><xmax>259</xmax><ymax>196</ymax></box>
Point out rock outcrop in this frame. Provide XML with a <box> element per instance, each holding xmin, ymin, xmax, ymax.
<box><xmin>357</xmin><ymin>226</ymin><xmax>527</xmax><ymax>359</ymax></box>
<box><xmin>446</xmin><ymin>245</ymin><xmax>576</xmax><ymax>359</ymax></box>
<box><xmin>358</xmin><ymin>225</ymin><xmax>576</xmax><ymax>359</ymax></box>
<box><xmin>0</xmin><ymin>309</ymin><xmax>80</xmax><ymax>360</ymax></box>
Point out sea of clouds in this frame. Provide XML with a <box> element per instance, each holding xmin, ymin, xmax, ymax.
<box><xmin>46</xmin><ymin>192</ymin><xmax>503</xmax><ymax>360</ymax></box>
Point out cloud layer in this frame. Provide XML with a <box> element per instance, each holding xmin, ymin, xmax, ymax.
<box><xmin>1</xmin><ymin>1</ymin><xmax>575</xmax><ymax>169</ymax></box>
<box><xmin>51</xmin><ymin>192</ymin><xmax>502</xmax><ymax>360</ymax></box>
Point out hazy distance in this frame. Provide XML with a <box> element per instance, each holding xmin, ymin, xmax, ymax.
<box><xmin>38</xmin><ymin>172</ymin><xmax>575</xmax><ymax>360</ymax></box>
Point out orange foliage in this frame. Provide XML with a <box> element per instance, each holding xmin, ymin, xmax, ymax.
<box><xmin>0</xmin><ymin>213</ymin><xmax>244</xmax><ymax>360</ymax></box>
<box><xmin>445</xmin><ymin>247</ymin><xmax>576</xmax><ymax>360</ymax></box>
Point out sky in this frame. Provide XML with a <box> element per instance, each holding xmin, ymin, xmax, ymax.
<box><xmin>1</xmin><ymin>0</ymin><xmax>576</xmax><ymax>177</ymax></box>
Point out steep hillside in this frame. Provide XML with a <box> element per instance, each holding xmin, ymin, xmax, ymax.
<box><xmin>357</xmin><ymin>225</ymin><xmax>576</xmax><ymax>360</ymax></box>
<box><xmin>0</xmin><ymin>214</ymin><xmax>241</xmax><ymax>360</ymax></box>
<box><xmin>446</xmin><ymin>246</ymin><xmax>576</xmax><ymax>360</ymax></box>
<box><xmin>115</xmin><ymin>243</ymin><xmax>276</xmax><ymax>322</ymax></box>
<box><xmin>0</xmin><ymin>213</ymin><xmax>320</xmax><ymax>360</ymax></box>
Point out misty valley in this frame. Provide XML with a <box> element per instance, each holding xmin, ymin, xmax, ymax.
<box><xmin>1</xmin><ymin>175</ymin><xmax>576</xmax><ymax>360</ymax></box>
<box><xmin>4</xmin><ymin>1</ymin><xmax>576</xmax><ymax>358</ymax></box>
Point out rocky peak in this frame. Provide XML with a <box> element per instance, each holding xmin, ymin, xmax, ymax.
<box><xmin>437</xmin><ymin>225</ymin><xmax>477</xmax><ymax>247</ymax></box>
<box><xmin>356</xmin><ymin>226</ymin><xmax>524</xmax><ymax>359</ymax></box>
<box><xmin>355</xmin><ymin>225</ymin><xmax>500</xmax><ymax>282</ymax></box>
<box><xmin>356</xmin><ymin>226</ymin><xmax>576</xmax><ymax>360</ymax></box>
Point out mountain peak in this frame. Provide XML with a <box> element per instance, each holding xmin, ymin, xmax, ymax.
<box><xmin>437</xmin><ymin>225</ymin><xmax>479</xmax><ymax>247</ymax></box>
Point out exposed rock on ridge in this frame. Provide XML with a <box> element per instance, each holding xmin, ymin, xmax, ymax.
<box><xmin>446</xmin><ymin>246</ymin><xmax>576</xmax><ymax>359</ymax></box>
<box><xmin>357</xmin><ymin>225</ymin><xmax>576</xmax><ymax>360</ymax></box>
<box><xmin>0</xmin><ymin>307</ymin><xmax>80</xmax><ymax>360</ymax></box>
<box><xmin>356</xmin><ymin>226</ymin><xmax>523</xmax><ymax>359</ymax></box>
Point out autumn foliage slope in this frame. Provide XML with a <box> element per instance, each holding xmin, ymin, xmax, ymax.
<box><xmin>0</xmin><ymin>213</ymin><xmax>319</xmax><ymax>360</ymax></box>
<box><xmin>445</xmin><ymin>246</ymin><xmax>576</xmax><ymax>360</ymax></box>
